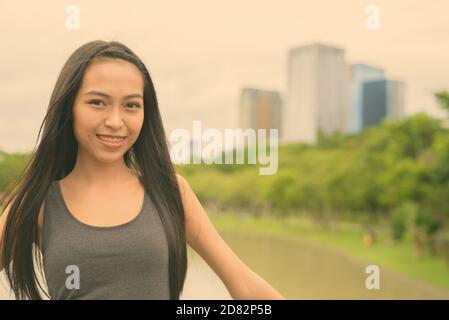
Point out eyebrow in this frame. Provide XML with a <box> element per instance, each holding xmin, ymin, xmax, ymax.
<box><xmin>84</xmin><ymin>90</ymin><xmax>143</xmax><ymax>100</ymax></box>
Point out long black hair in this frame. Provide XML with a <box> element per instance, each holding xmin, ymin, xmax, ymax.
<box><xmin>0</xmin><ymin>40</ymin><xmax>187</xmax><ymax>300</ymax></box>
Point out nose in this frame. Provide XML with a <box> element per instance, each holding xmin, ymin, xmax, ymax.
<box><xmin>104</xmin><ymin>106</ymin><xmax>124</xmax><ymax>129</ymax></box>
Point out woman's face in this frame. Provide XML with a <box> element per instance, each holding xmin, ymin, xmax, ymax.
<box><xmin>72</xmin><ymin>58</ymin><xmax>145</xmax><ymax>163</ymax></box>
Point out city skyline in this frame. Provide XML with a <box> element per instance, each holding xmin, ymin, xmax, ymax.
<box><xmin>284</xmin><ymin>43</ymin><xmax>348</xmax><ymax>143</ymax></box>
<box><xmin>1</xmin><ymin>0</ymin><xmax>448</xmax><ymax>152</ymax></box>
<box><xmin>245</xmin><ymin>43</ymin><xmax>405</xmax><ymax>144</ymax></box>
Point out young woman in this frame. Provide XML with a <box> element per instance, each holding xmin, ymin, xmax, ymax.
<box><xmin>0</xmin><ymin>40</ymin><xmax>284</xmax><ymax>300</ymax></box>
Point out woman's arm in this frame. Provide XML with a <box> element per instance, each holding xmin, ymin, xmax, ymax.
<box><xmin>176</xmin><ymin>174</ymin><xmax>285</xmax><ymax>300</ymax></box>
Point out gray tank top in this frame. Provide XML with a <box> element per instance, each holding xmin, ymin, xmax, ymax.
<box><xmin>41</xmin><ymin>180</ymin><xmax>170</xmax><ymax>299</ymax></box>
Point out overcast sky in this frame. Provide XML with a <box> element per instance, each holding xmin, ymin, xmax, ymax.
<box><xmin>1</xmin><ymin>0</ymin><xmax>448</xmax><ymax>152</ymax></box>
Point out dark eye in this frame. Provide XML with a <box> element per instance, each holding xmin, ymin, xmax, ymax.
<box><xmin>88</xmin><ymin>99</ymin><xmax>105</xmax><ymax>106</ymax></box>
<box><xmin>127</xmin><ymin>102</ymin><xmax>141</xmax><ymax>109</ymax></box>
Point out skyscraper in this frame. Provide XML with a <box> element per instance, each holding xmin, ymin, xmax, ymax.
<box><xmin>347</xmin><ymin>64</ymin><xmax>385</xmax><ymax>133</ymax></box>
<box><xmin>362</xmin><ymin>79</ymin><xmax>405</xmax><ymax>128</ymax></box>
<box><xmin>240</xmin><ymin>88</ymin><xmax>282</xmax><ymax>139</ymax></box>
<box><xmin>284</xmin><ymin>43</ymin><xmax>347</xmax><ymax>143</ymax></box>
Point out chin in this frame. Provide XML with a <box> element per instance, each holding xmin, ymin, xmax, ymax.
<box><xmin>95</xmin><ymin>151</ymin><xmax>126</xmax><ymax>163</ymax></box>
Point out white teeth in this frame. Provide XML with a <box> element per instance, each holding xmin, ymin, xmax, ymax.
<box><xmin>97</xmin><ymin>135</ymin><xmax>125</xmax><ymax>143</ymax></box>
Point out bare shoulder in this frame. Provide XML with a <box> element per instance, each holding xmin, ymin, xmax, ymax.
<box><xmin>2</xmin><ymin>196</ymin><xmax>45</xmax><ymax>230</ymax></box>
<box><xmin>174</xmin><ymin>173</ymin><xmax>197</xmax><ymax>222</ymax></box>
<box><xmin>1</xmin><ymin>198</ymin><xmax>15</xmax><ymax>233</ymax></box>
<box><xmin>175</xmin><ymin>173</ymin><xmax>187</xmax><ymax>194</ymax></box>
<box><xmin>0</xmin><ymin>202</ymin><xmax>11</xmax><ymax>238</ymax></box>
<box><xmin>174</xmin><ymin>173</ymin><xmax>194</xmax><ymax>204</ymax></box>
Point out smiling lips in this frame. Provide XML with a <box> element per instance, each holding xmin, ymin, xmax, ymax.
<box><xmin>96</xmin><ymin>134</ymin><xmax>126</xmax><ymax>139</ymax></box>
<box><xmin>96</xmin><ymin>134</ymin><xmax>127</xmax><ymax>146</ymax></box>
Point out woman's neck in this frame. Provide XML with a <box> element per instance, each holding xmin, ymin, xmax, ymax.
<box><xmin>64</xmin><ymin>155</ymin><xmax>138</xmax><ymax>188</ymax></box>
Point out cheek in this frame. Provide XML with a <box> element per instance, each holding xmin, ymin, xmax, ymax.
<box><xmin>129</xmin><ymin>115</ymin><xmax>144</xmax><ymax>140</ymax></box>
<box><xmin>74</xmin><ymin>124</ymin><xmax>93</xmax><ymax>147</ymax></box>
<box><xmin>72</xmin><ymin>111</ymin><xmax>97</xmax><ymax>144</ymax></box>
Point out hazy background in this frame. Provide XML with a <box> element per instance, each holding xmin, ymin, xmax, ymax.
<box><xmin>2</xmin><ymin>0</ymin><xmax>449</xmax><ymax>300</ymax></box>
<box><xmin>1</xmin><ymin>0</ymin><xmax>448</xmax><ymax>152</ymax></box>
